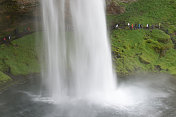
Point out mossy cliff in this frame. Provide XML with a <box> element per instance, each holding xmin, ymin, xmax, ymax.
<box><xmin>0</xmin><ymin>33</ymin><xmax>41</xmax><ymax>84</ymax></box>
<box><xmin>1</xmin><ymin>0</ymin><xmax>176</xmax><ymax>85</ymax></box>
<box><xmin>0</xmin><ymin>0</ymin><xmax>40</xmax><ymax>85</ymax></box>
<box><xmin>0</xmin><ymin>71</ymin><xmax>12</xmax><ymax>85</ymax></box>
<box><xmin>0</xmin><ymin>0</ymin><xmax>40</xmax><ymax>36</ymax></box>
<box><xmin>108</xmin><ymin>0</ymin><xmax>176</xmax><ymax>76</ymax></box>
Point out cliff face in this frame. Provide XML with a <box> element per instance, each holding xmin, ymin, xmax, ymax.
<box><xmin>0</xmin><ymin>0</ymin><xmax>40</xmax><ymax>36</ymax></box>
<box><xmin>0</xmin><ymin>0</ymin><xmax>134</xmax><ymax>36</ymax></box>
<box><xmin>109</xmin><ymin>0</ymin><xmax>176</xmax><ymax>76</ymax></box>
<box><xmin>106</xmin><ymin>0</ymin><xmax>136</xmax><ymax>14</ymax></box>
<box><xmin>106</xmin><ymin>0</ymin><xmax>125</xmax><ymax>14</ymax></box>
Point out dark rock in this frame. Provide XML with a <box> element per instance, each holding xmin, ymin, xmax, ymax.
<box><xmin>0</xmin><ymin>0</ymin><xmax>40</xmax><ymax>36</ymax></box>
<box><xmin>106</xmin><ymin>0</ymin><xmax>125</xmax><ymax>14</ymax></box>
<box><xmin>155</xmin><ymin>65</ymin><xmax>162</xmax><ymax>71</ymax></box>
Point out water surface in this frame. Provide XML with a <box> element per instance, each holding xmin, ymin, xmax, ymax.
<box><xmin>0</xmin><ymin>74</ymin><xmax>176</xmax><ymax>117</ymax></box>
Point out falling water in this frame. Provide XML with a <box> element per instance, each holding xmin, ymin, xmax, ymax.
<box><xmin>41</xmin><ymin>0</ymin><xmax>116</xmax><ymax>102</ymax></box>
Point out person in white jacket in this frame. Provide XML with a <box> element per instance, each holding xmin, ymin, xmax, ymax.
<box><xmin>115</xmin><ymin>24</ymin><xmax>119</xmax><ymax>29</ymax></box>
<box><xmin>128</xmin><ymin>23</ymin><xmax>130</xmax><ymax>27</ymax></box>
<box><xmin>9</xmin><ymin>35</ymin><xmax>11</xmax><ymax>40</ymax></box>
<box><xmin>146</xmin><ymin>24</ymin><xmax>149</xmax><ymax>29</ymax></box>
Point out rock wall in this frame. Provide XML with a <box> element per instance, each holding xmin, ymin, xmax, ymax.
<box><xmin>0</xmin><ymin>0</ymin><xmax>135</xmax><ymax>36</ymax></box>
<box><xmin>106</xmin><ymin>0</ymin><xmax>125</xmax><ymax>14</ymax></box>
<box><xmin>0</xmin><ymin>0</ymin><xmax>40</xmax><ymax>36</ymax></box>
<box><xmin>106</xmin><ymin>0</ymin><xmax>136</xmax><ymax>14</ymax></box>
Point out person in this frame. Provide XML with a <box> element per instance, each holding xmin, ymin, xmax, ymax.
<box><xmin>151</xmin><ymin>25</ymin><xmax>154</xmax><ymax>29</ymax></box>
<box><xmin>3</xmin><ymin>37</ymin><xmax>7</xmax><ymax>44</ymax></box>
<box><xmin>128</xmin><ymin>23</ymin><xmax>131</xmax><ymax>29</ymax></box>
<box><xmin>115</xmin><ymin>24</ymin><xmax>119</xmax><ymax>29</ymax></box>
<box><xmin>159</xmin><ymin>23</ymin><xmax>161</xmax><ymax>29</ymax></box>
<box><xmin>14</xmin><ymin>29</ymin><xmax>18</xmax><ymax>36</ymax></box>
<box><xmin>8</xmin><ymin>35</ymin><xmax>11</xmax><ymax>40</ymax></box>
<box><xmin>140</xmin><ymin>24</ymin><xmax>143</xmax><ymax>29</ymax></box>
<box><xmin>135</xmin><ymin>24</ymin><xmax>137</xmax><ymax>29</ymax></box>
<box><xmin>146</xmin><ymin>24</ymin><xmax>149</xmax><ymax>29</ymax></box>
<box><xmin>128</xmin><ymin>23</ymin><xmax>130</xmax><ymax>27</ymax></box>
<box><xmin>132</xmin><ymin>24</ymin><xmax>133</xmax><ymax>29</ymax></box>
<box><xmin>27</xmin><ymin>27</ymin><xmax>31</xmax><ymax>32</ymax></box>
<box><xmin>138</xmin><ymin>24</ymin><xmax>141</xmax><ymax>29</ymax></box>
<box><xmin>24</xmin><ymin>27</ymin><xmax>28</xmax><ymax>33</ymax></box>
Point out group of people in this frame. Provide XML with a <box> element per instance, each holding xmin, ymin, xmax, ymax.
<box><xmin>1</xmin><ymin>35</ymin><xmax>11</xmax><ymax>43</ymax></box>
<box><xmin>115</xmin><ymin>23</ymin><xmax>161</xmax><ymax>30</ymax></box>
<box><xmin>0</xmin><ymin>27</ymin><xmax>31</xmax><ymax>44</ymax></box>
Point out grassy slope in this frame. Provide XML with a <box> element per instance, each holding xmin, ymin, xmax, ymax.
<box><xmin>0</xmin><ymin>33</ymin><xmax>41</xmax><ymax>84</ymax></box>
<box><xmin>0</xmin><ymin>71</ymin><xmax>12</xmax><ymax>84</ymax></box>
<box><xmin>108</xmin><ymin>0</ymin><xmax>176</xmax><ymax>76</ymax></box>
<box><xmin>108</xmin><ymin>0</ymin><xmax>176</xmax><ymax>28</ymax></box>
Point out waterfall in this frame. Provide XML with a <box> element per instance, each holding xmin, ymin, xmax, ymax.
<box><xmin>41</xmin><ymin>0</ymin><xmax>116</xmax><ymax>102</ymax></box>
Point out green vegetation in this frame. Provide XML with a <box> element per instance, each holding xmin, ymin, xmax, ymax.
<box><xmin>0</xmin><ymin>33</ymin><xmax>41</xmax><ymax>84</ymax></box>
<box><xmin>109</xmin><ymin>0</ymin><xmax>176</xmax><ymax>25</ymax></box>
<box><xmin>0</xmin><ymin>0</ymin><xmax>176</xmax><ymax>84</ymax></box>
<box><xmin>0</xmin><ymin>71</ymin><xmax>12</xmax><ymax>85</ymax></box>
<box><xmin>108</xmin><ymin>0</ymin><xmax>176</xmax><ymax>76</ymax></box>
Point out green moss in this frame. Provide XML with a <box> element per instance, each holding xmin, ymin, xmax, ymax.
<box><xmin>0</xmin><ymin>33</ymin><xmax>42</xmax><ymax>75</ymax></box>
<box><xmin>107</xmin><ymin>0</ymin><xmax>176</xmax><ymax>28</ymax></box>
<box><xmin>158</xmin><ymin>49</ymin><xmax>176</xmax><ymax>75</ymax></box>
<box><xmin>111</xmin><ymin>28</ymin><xmax>176</xmax><ymax>76</ymax></box>
<box><xmin>108</xmin><ymin>0</ymin><xmax>176</xmax><ymax>76</ymax></box>
<box><xmin>0</xmin><ymin>71</ymin><xmax>12</xmax><ymax>84</ymax></box>
<box><xmin>150</xmin><ymin>30</ymin><xmax>170</xmax><ymax>42</ymax></box>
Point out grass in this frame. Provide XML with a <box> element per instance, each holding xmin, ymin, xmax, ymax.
<box><xmin>107</xmin><ymin>0</ymin><xmax>176</xmax><ymax>31</ymax></box>
<box><xmin>0</xmin><ymin>71</ymin><xmax>12</xmax><ymax>85</ymax></box>
<box><xmin>108</xmin><ymin>0</ymin><xmax>176</xmax><ymax>76</ymax></box>
<box><xmin>1</xmin><ymin>0</ymin><xmax>176</xmax><ymax>82</ymax></box>
<box><xmin>0</xmin><ymin>32</ymin><xmax>41</xmax><ymax>78</ymax></box>
<box><xmin>111</xmin><ymin>28</ymin><xmax>176</xmax><ymax>76</ymax></box>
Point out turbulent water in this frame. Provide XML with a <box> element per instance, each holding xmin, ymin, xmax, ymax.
<box><xmin>1</xmin><ymin>74</ymin><xmax>176</xmax><ymax>117</ymax></box>
<box><xmin>41</xmin><ymin>0</ymin><xmax>116</xmax><ymax>101</ymax></box>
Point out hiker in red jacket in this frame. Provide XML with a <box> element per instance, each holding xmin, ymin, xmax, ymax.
<box><xmin>132</xmin><ymin>24</ymin><xmax>134</xmax><ymax>29</ymax></box>
<box><xmin>3</xmin><ymin>37</ymin><xmax>6</xmax><ymax>41</ymax></box>
<box><xmin>27</xmin><ymin>27</ymin><xmax>31</xmax><ymax>32</ymax></box>
<box><xmin>3</xmin><ymin>37</ymin><xmax>7</xmax><ymax>44</ymax></box>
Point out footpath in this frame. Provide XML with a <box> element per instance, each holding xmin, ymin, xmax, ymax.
<box><xmin>0</xmin><ymin>27</ymin><xmax>34</xmax><ymax>45</ymax></box>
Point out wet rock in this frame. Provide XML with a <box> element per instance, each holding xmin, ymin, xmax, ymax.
<box><xmin>106</xmin><ymin>0</ymin><xmax>125</xmax><ymax>14</ymax></box>
<box><xmin>155</xmin><ymin>65</ymin><xmax>162</xmax><ymax>71</ymax></box>
<box><xmin>0</xmin><ymin>0</ymin><xmax>40</xmax><ymax>36</ymax></box>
